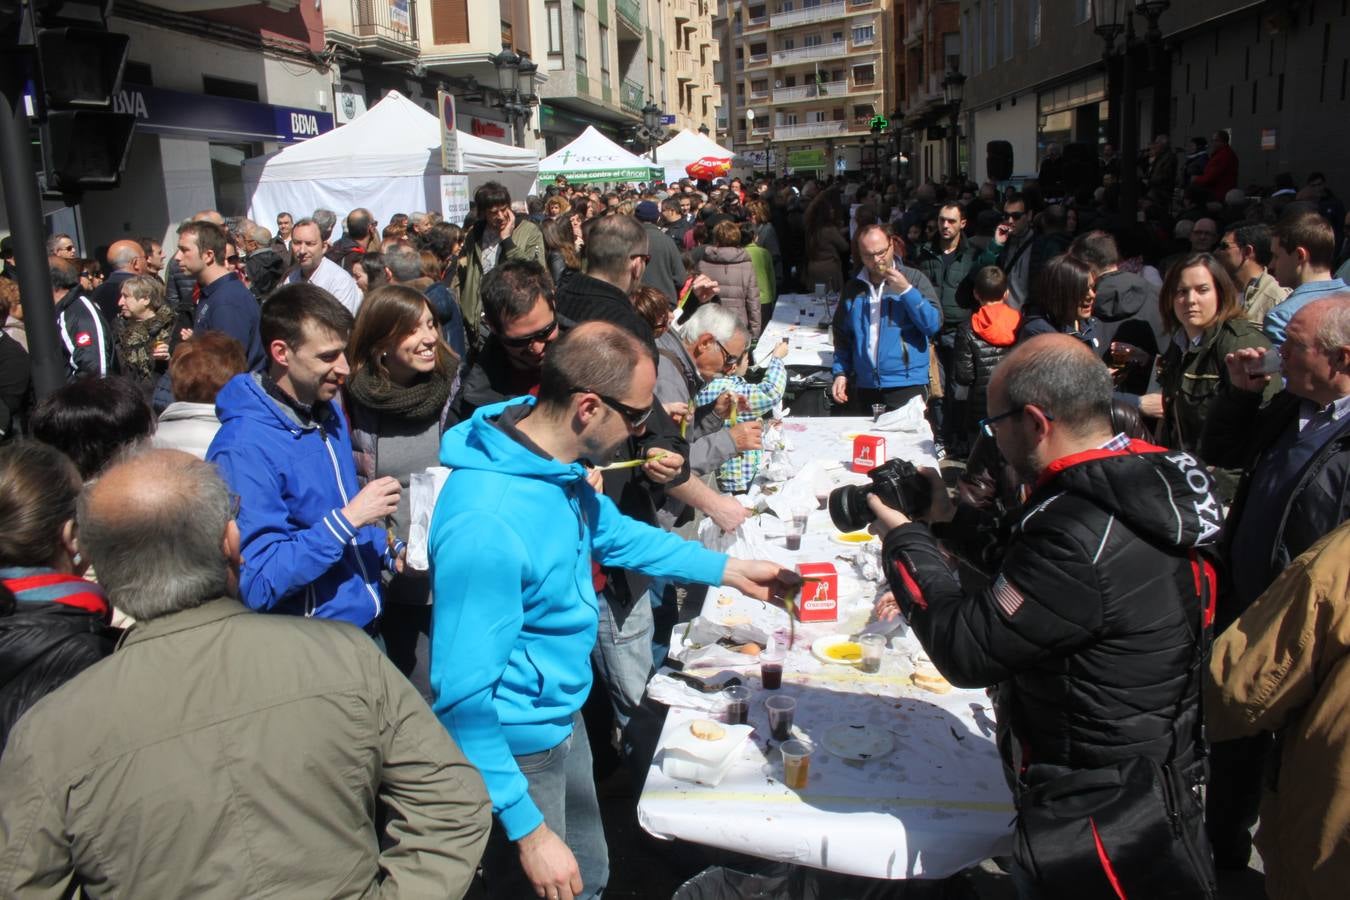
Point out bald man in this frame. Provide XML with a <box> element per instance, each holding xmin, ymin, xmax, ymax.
<box><xmin>90</xmin><ymin>239</ymin><xmax>145</xmax><ymax>322</ymax></box>
<box><xmin>871</xmin><ymin>334</ymin><xmax>1221</xmax><ymax>895</ymax></box>
<box><xmin>0</xmin><ymin>448</ymin><xmax>492</xmax><ymax>898</ymax></box>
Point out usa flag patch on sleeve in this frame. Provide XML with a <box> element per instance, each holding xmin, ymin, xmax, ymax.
<box><xmin>991</xmin><ymin>574</ymin><xmax>1025</xmax><ymax>618</ymax></box>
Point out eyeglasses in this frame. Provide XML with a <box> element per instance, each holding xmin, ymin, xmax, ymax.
<box><xmin>569</xmin><ymin>388</ymin><xmax>654</xmax><ymax>428</ymax></box>
<box><xmin>226</xmin><ymin>254</ymin><xmax>242</xmax><ymax>265</ymax></box>
<box><xmin>1002</xmin><ymin>211</ymin><xmax>1027</xmax><ymax>221</ymax></box>
<box><xmin>976</xmin><ymin>405</ymin><xmax>1055</xmax><ymax>437</ymax></box>
<box><xmin>714</xmin><ymin>337</ymin><xmax>741</xmax><ymax>371</ymax></box>
<box><xmin>499</xmin><ymin>318</ymin><xmax>558</xmax><ymax>348</ymax></box>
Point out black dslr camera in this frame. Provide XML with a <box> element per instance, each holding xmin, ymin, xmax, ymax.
<box><xmin>828</xmin><ymin>459</ymin><xmax>933</xmax><ymax>532</ymax></box>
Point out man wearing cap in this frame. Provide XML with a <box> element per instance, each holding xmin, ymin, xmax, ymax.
<box><xmin>637</xmin><ymin>201</ymin><xmax>684</xmax><ymax>306</ymax></box>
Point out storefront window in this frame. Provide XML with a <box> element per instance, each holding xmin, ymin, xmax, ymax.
<box><xmin>209</xmin><ymin>142</ymin><xmax>259</xmax><ymax>218</ymax></box>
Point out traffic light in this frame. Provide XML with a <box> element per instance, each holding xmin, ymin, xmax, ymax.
<box><xmin>25</xmin><ymin>0</ymin><xmax>136</xmax><ymax>194</ymax></box>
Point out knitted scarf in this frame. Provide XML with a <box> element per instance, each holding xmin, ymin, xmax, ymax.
<box><xmin>346</xmin><ymin>366</ymin><xmax>454</xmax><ymax>423</ymax></box>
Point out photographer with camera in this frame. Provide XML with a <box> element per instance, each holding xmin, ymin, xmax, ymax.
<box><xmin>864</xmin><ymin>334</ymin><xmax>1223</xmax><ymax>898</ymax></box>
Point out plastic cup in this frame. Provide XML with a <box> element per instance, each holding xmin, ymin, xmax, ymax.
<box><xmin>784</xmin><ymin>515</ymin><xmax>804</xmax><ymax>551</ymax></box>
<box><xmin>766</xmin><ymin>694</ymin><xmax>796</xmax><ymax>740</ymax></box>
<box><xmin>722</xmin><ymin>685</ymin><xmax>751</xmax><ymax>725</ymax></box>
<box><xmin>781</xmin><ymin>739</ymin><xmax>813</xmax><ymax>789</ymax></box>
<box><xmin>814</xmin><ymin>487</ymin><xmax>830</xmax><ymax>510</ymax></box>
<box><xmin>859</xmin><ymin>633</ymin><xmax>885</xmax><ymax>674</ymax></box>
<box><xmin>760</xmin><ymin>648</ymin><xmax>785</xmax><ymax>690</ymax></box>
<box><xmin>872</xmin><ymin>403</ymin><xmax>887</xmax><ymax>423</ymax></box>
<box><xmin>814</xmin><ymin>283</ymin><xmax>827</xmax><ymax>299</ymax></box>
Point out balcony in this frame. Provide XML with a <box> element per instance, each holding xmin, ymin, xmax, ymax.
<box><xmin>750</xmin><ymin>121</ymin><xmax>771</xmax><ymax>136</ymax></box>
<box><xmin>745</xmin><ymin>13</ymin><xmax>769</xmax><ymax>30</ymax></box>
<box><xmin>772</xmin><ymin>80</ymin><xmax>847</xmax><ymax>102</ymax></box>
<box><xmin>771</xmin><ymin>41</ymin><xmax>844</xmax><ymax>65</ymax></box>
<box><xmin>747</xmin><ymin>51</ymin><xmax>770</xmax><ymax>68</ymax></box>
<box><xmin>616</xmin><ymin>0</ymin><xmax>643</xmax><ymax>35</ymax></box>
<box><xmin>771</xmin><ymin>1</ymin><xmax>846</xmax><ymax>29</ymax></box>
<box><xmin>342</xmin><ymin>0</ymin><xmax>419</xmax><ymax>59</ymax></box>
<box><xmin>773</xmin><ymin>120</ymin><xmax>848</xmax><ymax>140</ymax></box>
<box><xmin>621</xmin><ymin>78</ymin><xmax>645</xmax><ymax>113</ymax></box>
<box><xmin>850</xmin><ymin>31</ymin><xmax>875</xmax><ymax>48</ymax></box>
<box><xmin>675</xmin><ymin>49</ymin><xmax>695</xmax><ymax>81</ymax></box>
<box><xmin>749</xmin><ymin>87</ymin><xmax>770</xmax><ymax>101</ymax></box>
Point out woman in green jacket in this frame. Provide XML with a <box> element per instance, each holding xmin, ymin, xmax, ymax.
<box><xmin>1148</xmin><ymin>252</ymin><xmax>1277</xmax><ymax>497</ymax></box>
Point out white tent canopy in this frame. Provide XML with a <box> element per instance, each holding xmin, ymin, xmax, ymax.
<box><xmin>538</xmin><ymin>126</ymin><xmax>661</xmax><ymax>183</ymax></box>
<box><xmin>653</xmin><ymin>130</ymin><xmax>734</xmax><ymax>183</ymax></box>
<box><xmin>243</xmin><ymin>91</ymin><xmax>538</xmax><ymax>228</ymax></box>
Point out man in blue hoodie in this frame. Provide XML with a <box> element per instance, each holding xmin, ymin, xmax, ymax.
<box><xmin>429</xmin><ymin>322</ymin><xmax>791</xmax><ymax>900</ymax></box>
<box><xmin>831</xmin><ymin>223</ymin><xmax>943</xmax><ymax>414</ymax></box>
<box><xmin>208</xmin><ymin>283</ymin><xmax>404</xmax><ymax>629</ymax></box>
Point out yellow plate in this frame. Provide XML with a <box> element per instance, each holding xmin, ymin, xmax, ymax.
<box><xmin>812</xmin><ymin>634</ymin><xmax>863</xmax><ymax>666</ymax></box>
<box><xmin>831</xmin><ymin>531</ymin><xmax>876</xmax><ymax>546</ymax></box>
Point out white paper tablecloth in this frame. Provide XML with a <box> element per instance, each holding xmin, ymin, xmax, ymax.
<box><xmin>755</xmin><ymin>293</ymin><xmax>835</xmax><ymax>369</ymax></box>
<box><xmin>637</xmin><ymin>416</ymin><xmax>1014</xmax><ymax>880</ymax></box>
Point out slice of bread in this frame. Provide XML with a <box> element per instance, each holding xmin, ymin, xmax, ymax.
<box><xmin>910</xmin><ymin>668</ymin><xmax>952</xmax><ymax>694</ymax></box>
<box><xmin>689</xmin><ymin>719</ymin><xmax>727</xmax><ymax>741</ymax></box>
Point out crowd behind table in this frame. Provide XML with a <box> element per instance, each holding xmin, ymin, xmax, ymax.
<box><xmin>0</xmin><ymin>146</ymin><xmax>1348</xmax><ymax>900</ymax></box>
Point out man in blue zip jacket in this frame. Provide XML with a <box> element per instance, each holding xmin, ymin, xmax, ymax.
<box><xmin>831</xmin><ymin>223</ymin><xmax>943</xmax><ymax>413</ymax></box>
<box><xmin>208</xmin><ymin>283</ymin><xmax>404</xmax><ymax>629</ymax></box>
<box><xmin>429</xmin><ymin>322</ymin><xmax>793</xmax><ymax>900</ymax></box>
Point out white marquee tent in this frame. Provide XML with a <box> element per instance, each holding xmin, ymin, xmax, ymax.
<box><xmin>243</xmin><ymin>91</ymin><xmax>538</xmax><ymax>228</ymax></box>
<box><xmin>538</xmin><ymin>126</ymin><xmax>662</xmax><ymax>183</ymax></box>
<box><xmin>653</xmin><ymin>129</ymin><xmax>734</xmax><ymax>184</ymax></box>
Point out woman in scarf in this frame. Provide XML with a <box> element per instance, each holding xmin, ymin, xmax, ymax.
<box><xmin>344</xmin><ymin>285</ymin><xmax>460</xmax><ymax>700</ymax></box>
<box><xmin>115</xmin><ymin>275</ymin><xmax>176</xmax><ymax>392</ymax></box>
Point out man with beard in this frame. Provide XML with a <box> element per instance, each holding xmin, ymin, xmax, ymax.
<box><xmin>872</xmin><ymin>334</ymin><xmax>1220</xmax><ymax>897</ymax></box>
<box><xmin>427</xmin><ymin>322</ymin><xmax>792</xmax><ymax>900</ymax></box>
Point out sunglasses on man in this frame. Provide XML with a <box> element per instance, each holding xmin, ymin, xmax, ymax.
<box><xmin>568</xmin><ymin>387</ymin><xmax>653</xmax><ymax>428</ymax></box>
<box><xmin>499</xmin><ymin>319</ymin><xmax>558</xmax><ymax>348</ymax></box>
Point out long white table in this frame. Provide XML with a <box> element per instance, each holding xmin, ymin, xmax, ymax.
<box><xmin>755</xmin><ymin>293</ymin><xmax>835</xmax><ymax>369</ymax></box>
<box><xmin>637</xmin><ymin>417</ymin><xmax>1015</xmax><ymax>880</ymax></box>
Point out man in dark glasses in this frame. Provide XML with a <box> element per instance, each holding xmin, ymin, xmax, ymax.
<box><xmin>988</xmin><ymin>192</ymin><xmax>1035</xmax><ymax>309</ymax></box>
<box><xmin>430</xmin><ymin>321</ymin><xmax>794</xmax><ymax>900</ymax></box>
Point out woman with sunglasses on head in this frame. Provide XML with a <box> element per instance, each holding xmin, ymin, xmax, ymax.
<box><xmin>1016</xmin><ymin>254</ymin><xmax>1101</xmax><ymax>349</ymax></box>
<box><xmin>344</xmin><ymin>285</ymin><xmax>461</xmax><ymax>700</ymax></box>
<box><xmin>1141</xmin><ymin>253</ymin><xmax>1277</xmax><ymax>497</ymax></box>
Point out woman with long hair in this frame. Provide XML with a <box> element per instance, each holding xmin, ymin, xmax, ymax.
<box><xmin>1017</xmin><ymin>254</ymin><xmax>1100</xmax><ymax>348</ymax></box>
<box><xmin>543</xmin><ymin>210</ymin><xmax>584</xmax><ymax>291</ymax></box>
<box><xmin>803</xmin><ymin>187</ymin><xmax>849</xmax><ymax>292</ymax></box>
<box><xmin>0</xmin><ymin>440</ymin><xmax>118</xmax><ymax>749</ymax></box>
<box><xmin>344</xmin><ymin>284</ymin><xmax>461</xmax><ymax>700</ymax></box>
<box><xmin>1146</xmin><ymin>253</ymin><xmax>1276</xmax><ymax>481</ymax></box>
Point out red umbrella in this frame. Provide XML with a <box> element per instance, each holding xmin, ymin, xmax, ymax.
<box><xmin>685</xmin><ymin>156</ymin><xmax>733</xmax><ymax>179</ymax></box>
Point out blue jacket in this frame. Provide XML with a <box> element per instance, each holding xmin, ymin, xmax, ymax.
<box><xmin>429</xmin><ymin>397</ymin><xmax>728</xmax><ymax>840</ymax></box>
<box><xmin>831</xmin><ymin>267</ymin><xmax>942</xmax><ymax>389</ymax></box>
<box><xmin>207</xmin><ymin>373</ymin><xmax>396</xmax><ymax>627</ymax></box>
<box><xmin>194</xmin><ymin>272</ymin><xmax>264</xmax><ymax>370</ymax></box>
<box><xmin>1262</xmin><ymin>277</ymin><xmax>1347</xmax><ymax>345</ymax></box>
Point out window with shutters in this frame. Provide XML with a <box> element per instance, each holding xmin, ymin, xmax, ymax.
<box><xmin>430</xmin><ymin>0</ymin><xmax>470</xmax><ymax>45</ymax></box>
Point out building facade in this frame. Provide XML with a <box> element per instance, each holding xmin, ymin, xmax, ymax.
<box><xmin>894</xmin><ymin>0</ymin><xmax>959</xmax><ymax>184</ymax></box>
<box><xmin>715</xmin><ymin>0</ymin><xmax>894</xmax><ymax>177</ymax></box>
<box><xmin>958</xmin><ymin>0</ymin><xmax>1350</xmax><ymax>192</ymax></box>
<box><xmin>60</xmin><ymin>0</ymin><xmax>334</xmax><ymax>248</ymax></box>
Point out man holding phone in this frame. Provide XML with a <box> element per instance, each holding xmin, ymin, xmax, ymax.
<box><xmin>987</xmin><ymin>194</ymin><xmax>1035</xmax><ymax>309</ymax></box>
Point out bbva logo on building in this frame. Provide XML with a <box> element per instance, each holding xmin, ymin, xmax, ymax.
<box><xmin>290</xmin><ymin>112</ymin><xmax>322</xmax><ymax>136</ymax></box>
<box><xmin>113</xmin><ymin>90</ymin><xmax>149</xmax><ymax>118</ymax></box>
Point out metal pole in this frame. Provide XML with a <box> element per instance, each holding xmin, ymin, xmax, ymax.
<box><xmin>947</xmin><ymin>106</ymin><xmax>960</xmax><ymax>182</ymax></box>
<box><xmin>0</xmin><ymin>64</ymin><xmax>65</xmax><ymax>400</ymax></box>
<box><xmin>1119</xmin><ymin>15</ymin><xmax>1140</xmax><ymax>220</ymax></box>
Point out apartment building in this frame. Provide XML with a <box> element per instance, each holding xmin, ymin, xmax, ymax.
<box><xmin>663</xmin><ymin>0</ymin><xmax>722</xmax><ymax>136</ymax></box>
<box><xmin>715</xmin><ymin>0</ymin><xmax>893</xmax><ymax>176</ymax></box>
<box><xmin>894</xmin><ymin>0</ymin><xmax>959</xmax><ymax>183</ymax></box>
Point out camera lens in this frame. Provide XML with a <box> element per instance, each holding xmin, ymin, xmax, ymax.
<box><xmin>827</xmin><ymin>484</ymin><xmax>874</xmax><ymax>532</ymax></box>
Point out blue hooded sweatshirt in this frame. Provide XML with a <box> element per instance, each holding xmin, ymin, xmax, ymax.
<box><xmin>429</xmin><ymin>397</ymin><xmax>728</xmax><ymax>840</ymax></box>
<box><xmin>208</xmin><ymin>373</ymin><xmax>396</xmax><ymax>626</ymax></box>
<box><xmin>831</xmin><ymin>265</ymin><xmax>942</xmax><ymax>390</ymax></box>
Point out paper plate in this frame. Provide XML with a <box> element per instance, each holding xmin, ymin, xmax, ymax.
<box><xmin>821</xmin><ymin>724</ymin><xmax>895</xmax><ymax>761</ymax></box>
<box><xmin>831</xmin><ymin>531</ymin><xmax>876</xmax><ymax>546</ymax></box>
<box><xmin>811</xmin><ymin>634</ymin><xmax>863</xmax><ymax>666</ymax></box>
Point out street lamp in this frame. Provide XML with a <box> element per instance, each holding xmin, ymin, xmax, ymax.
<box><xmin>641</xmin><ymin>100</ymin><xmax>662</xmax><ymax>162</ymax></box>
<box><xmin>698</xmin><ymin>123</ymin><xmax>710</xmax><ymax>135</ymax></box>
<box><xmin>1094</xmin><ymin>1</ymin><xmax>1170</xmax><ymax>218</ymax></box>
<box><xmin>942</xmin><ymin>69</ymin><xmax>966</xmax><ymax>183</ymax></box>
<box><xmin>491</xmin><ymin>48</ymin><xmax>540</xmax><ymax>148</ymax></box>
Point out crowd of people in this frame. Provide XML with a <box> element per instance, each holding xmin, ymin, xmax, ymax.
<box><xmin>0</xmin><ymin>128</ymin><xmax>1348</xmax><ymax>899</ymax></box>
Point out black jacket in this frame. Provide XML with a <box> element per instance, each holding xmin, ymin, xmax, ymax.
<box><xmin>1202</xmin><ymin>387</ymin><xmax>1350</xmax><ymax>617</ymax></box>
<box><xmin>54</xmin><ymin>288</ymin><xmax>117</xmax><ymax>381</ymax></box>
<box><xmin>0</xmin><ymin>332</ymin><xmax>30</xmax><ymax>439</ymax></box>
<box><xmin>640</xmin><ymin>222</ymin><xmax>686</xmax><ymax>307</ymax></box>
<box><xmin>164</xmin><ymin>256</ymin><xmax>199</xmax><ymax>335</ymax></box>
<box><xmin>882</xmin><ymin>445</ymin><xmax>1219</xmax><ymax>782</ymax></box>
<box><xmin>911</xmin><ymin>237</ymin><xmax>988</xmax><ymax>329</ymax></box>
<box><xmin>1091</xmin><ymin>269</ymin><xmax>1163</xmax><ymax>396</ymax></box>
<box><xmin>0</xmin><ymin>597</ymin><xmax>118</xmax><ymax>752</ymax></box>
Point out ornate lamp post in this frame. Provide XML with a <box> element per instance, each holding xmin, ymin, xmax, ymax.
<box><xmin>942</xmin><ymin>69</ymin><xmax>966</xmax><ymax>183</ymax></box>
<box><xmin>641</xmin><ymin>100</ymin><xmax>663</xmax><ymax>162</ymax></box>
<box><xmin>491</xmin><ymin>49</ymin><xmax>538</xmax><ymax>147</ymax></box>
<box><xmin>1096</xmin><ymin>0</ymin><xmax>1170</xmax><ymax>217</ymax></box>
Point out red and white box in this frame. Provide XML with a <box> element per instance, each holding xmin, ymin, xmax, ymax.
<box><xmin>794</xmin><ymin>563</ymin><xmax>838</xmax><ymax>623</ymax></box>
<box><xmin>852</xmin><ymin>435</ymin><xmax>887</xmax><ymax>473</ymax></box>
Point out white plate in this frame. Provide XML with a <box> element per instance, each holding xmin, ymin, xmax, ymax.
<box><xmin>831</xmin><ymin>530</ymin><xmax>876</xmax><ymax>547</ymax></box>
<box><xmin>811</xmin><ymin>634</ymin><xmax>863</xmax><ymax>666</ymax></box>
<box><xmin>821</xmin><ymin>724</ymin><xmax>895</xmax><ymax>761</ymax></box>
